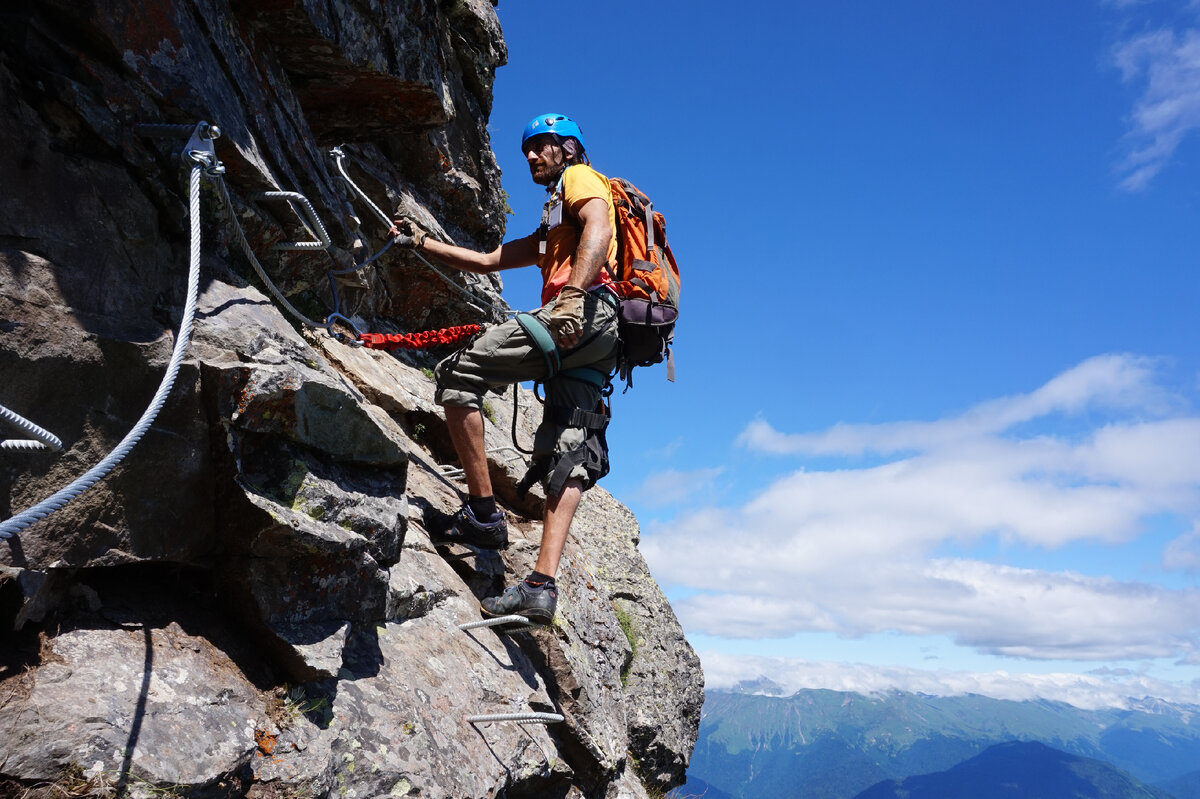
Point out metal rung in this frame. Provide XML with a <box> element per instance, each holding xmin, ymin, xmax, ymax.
<box><xmin>439</xmin><ymin>446</ymin><xmax>526</xmax><ymax>480</ymax></box>
<box><xmin>1</xmin><ymin>404</ymin><xmax>63</xmax><ymax>452</ymax></box>
<box><xmin>466</xmin><ymin>712</ymin><xmax>563</xmax><ymax>725</ymax></box>
<box><xmin>135</xmin><ymin>122</ymin><xmax>199</xmax><ymax>137</ymax></box>
<box><xmin>487</xmin><ymin>446</ymin><xmax>526</xmax><ymax>464</ymax></box>
<box><xmin>458</xmin><ymin>615</ymin><xmax>539</xmax><ymax>632</ymax></box>
<box><xmin>250</xmin><ymin>191</ymin><xmax>332</xmax><ymax>251</ymax></box>
<box><xmin>136</xmin><ymin>122</ymin><xmax>223</xmax><ymax>174</ymax></box>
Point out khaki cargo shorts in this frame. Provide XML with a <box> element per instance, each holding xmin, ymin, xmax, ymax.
<box><xmin>434</xmin><ymin>292</ymin><xmax>620</xmax><ymax>495</ymax></box>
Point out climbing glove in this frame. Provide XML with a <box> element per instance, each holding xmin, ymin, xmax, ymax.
<box><xmin>547</xmin><ymin>285</ymin><xmax>587</xmax><ymax>348</ymax></box>
<box><xmin>390</xmin><ymin>216</ymin><xmax>428</xmax><ymax>250</ymax></box>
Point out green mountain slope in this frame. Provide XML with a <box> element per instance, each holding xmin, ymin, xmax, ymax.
<box><xmin>853</xmin><ymin>740</ymin><xmax>1178</xmax><ymax>799</ymax></box>
<box><xmin>686</xmin><ymin>689</ymin><xmax>1200</xmax><ymax>799</ymax></box>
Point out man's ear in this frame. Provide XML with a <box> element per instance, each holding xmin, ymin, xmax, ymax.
<box><xmin>562</xmin><ymin>137</ymin><xmax>581</xmax><ymax>161</ymax></box>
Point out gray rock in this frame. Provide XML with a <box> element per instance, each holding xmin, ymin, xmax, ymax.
<box><xmin>570</xmin><ymin>489</ymin><xmax>706</xmax><ymax>790</ymax></box>
<box><xmin>0</xmin><ymin>626</ymin><xmax>264</xmax><ymax>787</ymax></box>
<box><xmin>0</xmin><ymin>0</ymin><xmax>702</xmax><ymax>795</ymax></box>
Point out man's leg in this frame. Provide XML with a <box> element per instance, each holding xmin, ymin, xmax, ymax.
<box><xmin>473</xmin><ymin>292</ymin><xmax>619</xmax><ymax>620</ymax></box>
<box><xmin>430</xmin><ymin>314</ymin><xmax>547</xmax><ymax>550</ymax></box>
<box><xmin>534</xmin><ymin>478</ymin><xmax>582</xmax><ymax>577</ymax></box>
<box><xmin>478</xmin><ymin>478</ymin><xmax>583</xmax><ymax>624</ymax></box>
<box><xmin>429</xmin><ymin>402</ymin><xmax>507</xmax><ymax>548</ymax></box>
<box><xmin>444</xmin><ymin>405</ymin><xmax>491</xmax><ymax>498</ymax></box>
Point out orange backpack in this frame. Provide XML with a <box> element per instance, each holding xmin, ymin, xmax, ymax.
<box><xmin>605</xmin><ymin>177</ymin><xmax>681</xmax><ymax>387</ymax></box>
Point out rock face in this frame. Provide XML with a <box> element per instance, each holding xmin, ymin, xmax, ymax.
<box><xmin>0</xmin><ymin>2</ymin><xmax>702</xmax><ymax>797</ymax></box>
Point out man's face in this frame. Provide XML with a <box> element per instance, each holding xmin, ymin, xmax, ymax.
<box><xmin>523</xmin><ymin>134</ymin><xmax>566</xmax><ymax>185</ymax></box>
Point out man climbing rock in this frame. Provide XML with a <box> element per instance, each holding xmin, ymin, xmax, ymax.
<box><xmin>392</xmin><ymin>113</ymin><xmax>620</xmax><ymax>625</ymax></box>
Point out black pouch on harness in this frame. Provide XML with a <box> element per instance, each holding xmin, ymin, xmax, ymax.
<box><xmin>616</xmin><ymin>296</ymin><xmax>677</xmax><ymax>389</ymax></box>
<box><xmin>516</xmin><ymin>403</ymin><xmax>611</xmax><ymax>499</ymax></box>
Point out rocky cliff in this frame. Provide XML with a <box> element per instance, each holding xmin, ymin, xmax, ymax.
<box><xmin>0</xmin><ymin>2</ymin><xmax>703</xmax><ymax>797</ymax></box>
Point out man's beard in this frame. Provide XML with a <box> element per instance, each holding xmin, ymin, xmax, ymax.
<box><xmin>532</xmin><ymin>163</ymin><xmax>566</xmax><ymax>186</ymax></box>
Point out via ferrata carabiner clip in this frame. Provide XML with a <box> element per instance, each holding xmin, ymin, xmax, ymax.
<box><xmin>326</xmin><ymin>313</ymin><xmax>365</xmax><ymax>347</ymax></box>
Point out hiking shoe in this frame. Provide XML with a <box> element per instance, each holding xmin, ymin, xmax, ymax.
<box><xmin>481</xmin><ymin>581</ymin><xmax>557</xmax><ymax>625</ymax></box>
<box><xmin>428</xmin><ymin>503</ymin><xmax>508</xmax><ymax>550</ymax></box>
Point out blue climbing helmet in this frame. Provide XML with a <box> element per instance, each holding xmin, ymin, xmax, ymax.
<box><xmin>521</xmin><ymin>113</ymin><xmax>585</xmax><ymax>152</ymax></box>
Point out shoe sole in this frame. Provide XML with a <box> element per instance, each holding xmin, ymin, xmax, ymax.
<box><xmin>428</xmin><ymin>535</ymin><xmax>509</xmax><ymax>551</ymax></box>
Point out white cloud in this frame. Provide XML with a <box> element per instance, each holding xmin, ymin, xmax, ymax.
<box><xmin>736</xmin><ymin>354</ymin><xmax>1168</xmax><ymax>456</ymax></box>
<box><xmin>1113</xmin><ymin>12</ymin><xmax>1200</xmax><ymax>190</ymax></box>
<box><xmin>644</xmin><ymin>354</ymin><xmax>1200</xmax><ymax>661</ymax></box>
<box><xmin>700</xmin><ymin>652</ymin><xmax>1200</xmax><ymax>710</ymax></box>
<box><xmin>1165</xmin><ymin>521</ymin><xmax>1200</xmax><ymax>572</ymax></box>
<box><xmin>634</xmin><ymin>466</ymin><xmax>725</xmax><ymax>508</ymax></box>
<box><xmin>668</xmin><ymin>559</ymin><xmax>1200</xmax><ymax>660</ymax></box>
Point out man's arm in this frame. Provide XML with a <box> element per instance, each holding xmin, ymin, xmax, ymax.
<box><xmin>564</xmin><ymin>197</ymin><xmax>613</xmax><ymax>289</ymax></box>
<box><xmin>544</xmin><ymin>196</ymin><xmax>614</xmax><ymax>348</ymax></box>
<box><xmin>418</xmin><ymin>233</ymin><xmax>540</xmax><ymax>274</ymax></box>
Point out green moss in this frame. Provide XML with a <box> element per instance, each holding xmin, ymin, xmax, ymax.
<box><xmin>615</xmin><ymin>603</ymin><xmax>638</xmax><ymax>687</ymax></box>
<box><xmin>284</xmin><ymin>461</ymin><xmax>309</xmax><ymax>496</ymax></box>
<box><xmin>481</xmin><ymin>401</ymin><xmax>496</xmax><ymax>425</ymax></box>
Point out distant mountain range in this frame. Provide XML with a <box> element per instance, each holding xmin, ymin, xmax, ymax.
<box><xmin>1161</xmin><ymin>770</ymin><xmax>1200</xmax><ymax>799</ymax></box>
<box><xmin>854</xmin><ymin>740</ymin><xmax>1176</xmax><ymax>799</ymax></box>
<box><xmin>672</xmin><ymin>688</ymin><xmax>1200</xmax><ymax>799</ymax></box>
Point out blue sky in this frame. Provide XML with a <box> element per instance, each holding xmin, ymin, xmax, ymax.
<box><xmin>486</xmin><ymin>1</ymin><xmax>1200</xmax><ymax>708</ymax></box>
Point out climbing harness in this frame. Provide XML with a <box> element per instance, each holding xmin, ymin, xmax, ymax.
<box><xmin>515</xmin><ymin>313</ymin><xmax>561</xmax><ymax>377</ymax></box>
<box><xmin>508</xmin><ymin>309</ymin><xmax>609</xmax><ymax>444</ymax></box>
<box><xmin>503</xmin><ymin>308</ymin><xmax>614</xmax><ymax>501</ymax></box>
<box><xmin>1</xmin><ymin>405</ymin><xmax>63</xmax><ymax>452</ymax></box>
<box><xmin>0</xmin><ymin>122</ymin><xmax>217</xmax><ymax>541</ymax></box>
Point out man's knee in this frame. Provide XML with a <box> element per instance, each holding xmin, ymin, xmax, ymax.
<box><xmin>518</xmin><ymin>404</ymin><xmax>610</xmax><ymax>499</ymax></box>
<box><xmin>433</xmin><ymin>356</ymin><xmax>483</xmax><ymax>410</ymax></box>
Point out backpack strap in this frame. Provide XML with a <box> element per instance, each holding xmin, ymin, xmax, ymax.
<box><xmin>537</xmin><ymin>172</ymin><xmax>568</xmax><ymax>256</ymax></box>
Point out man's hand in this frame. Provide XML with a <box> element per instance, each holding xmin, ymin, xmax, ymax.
<box><xmin>547</xmin><ymin>285</ymin><xmax>587</xmax><ymax>348</ymax></box>
<box><xmin>389</xmin><ymin>216</ymin><xmax>428</xmax><ymax>249</ymax></box>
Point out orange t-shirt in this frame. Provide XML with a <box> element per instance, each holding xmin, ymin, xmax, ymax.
<box><xmin>537</xmin><ymin>163</ymin><xmax>618</xmax><ymax>305</ymax></box>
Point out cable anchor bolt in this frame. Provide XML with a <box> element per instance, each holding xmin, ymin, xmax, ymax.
<box><xmin>184</xmin><ymin>121</ymin><xmax>225</xmax><ymax>176</ymax></box>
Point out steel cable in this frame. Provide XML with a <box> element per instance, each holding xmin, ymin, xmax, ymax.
<box><xmin>0</xmin><ymin>163</ymin><xmax>207</xmax><ymax>540</ymax></box>
<box><xmin>217</xmin><ymin>178</ymin><xmax>325</xmax><ymax>330</ymax></box>
<box><xmin>329</xmin><ymin>147</ymin><xmax>513</xmax><ymax>319</ymax></box>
